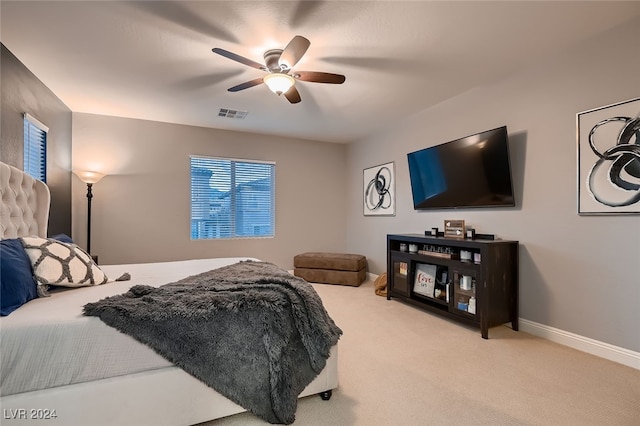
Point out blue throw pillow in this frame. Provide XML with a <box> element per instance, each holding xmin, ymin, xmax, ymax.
<box><xmin>51</xmin><ymin>234</ymin><xmax>74</xmax><ymax>244</ymax></box>
<box><xmin>1</xmin><ymin>238</ymin><xmax>38</xmax><ymax>316</ymax></box>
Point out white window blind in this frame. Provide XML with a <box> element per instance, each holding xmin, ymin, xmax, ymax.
<box><xmin>190</xmin><ymin>155</ymin><xmax>275</xmax><ymax>240</ymax></box>
<box><xmin>23</xmin><ymin>113</ymin><xmax>48</xmax><ymax>182</ymax></box>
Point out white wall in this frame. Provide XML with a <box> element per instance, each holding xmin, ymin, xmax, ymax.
<box><xmin>345</xmin><ymin>17</ymin><xmax>640</xmax><ymax>352</ymax></box>
<box><xmin>72</xmin><ymin>114</ymin><xmax>347</xmax><ymax>269</ymax></box>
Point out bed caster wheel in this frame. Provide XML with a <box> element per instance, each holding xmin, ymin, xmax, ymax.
<box><xmin>319</xmin><ymin>390</ymin><xmax>332</xmax><ymax>401</ymax></box>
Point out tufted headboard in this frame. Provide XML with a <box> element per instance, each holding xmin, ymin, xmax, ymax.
<box><xmin>0</xmin><ymin>161</ymin><xmax>50</xmax><ymax>239</ymax></box>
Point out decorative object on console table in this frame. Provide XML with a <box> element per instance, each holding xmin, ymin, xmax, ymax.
<box><xmin>459</xmin><ymin>250</ymin><xmax>472</xmax><ymax>262</ymax></box>
<box><xmin>363</xmin><ymin>161</ymin><xmax>395</xmax><ymax>216</ymax></box>
<box><xmin>418</xmin><ymin>245</ymin><xmax>459</xmax><ymax>260</ymax></box>
<box><xmin>466</xmin><ymin>228</ymin><xmax>475</xmax><ymax>239</ymax></box>
<box><xmin>474</xmin><ymin>233</ymin><xmax>495</xmax><ymax>240</ymax></box>
<box><xmin>399</xmin><ymin>262</ymin><xmax>407</xmax><ymax>276</ymax></box>
<box><xmin>73</xmin><ymin>170</ymin><xmax>106</xmax><ymax>258</ymax></box>
<box><xmin>413</xmin><ymin>263</ymin><xmax>437</xmax><ymax>298</ymax></box>
<box><xmin>443</xmin><ymin>219</ymin><xmax>465</xmax><ymax>239</ymax></box>
<box><xmin>577</xmin><ymin>97</ymin><xmax>640</xmax><ymax>215</ymax></box>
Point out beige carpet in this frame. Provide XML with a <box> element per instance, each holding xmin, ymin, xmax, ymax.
<box><xmin>202</xmin><ymin>278</ymin><xmax>639</xmax><ymax>425</ymax></box>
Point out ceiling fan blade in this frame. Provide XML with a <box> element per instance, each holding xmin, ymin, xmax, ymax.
<box><xmin>212</xmin><ymin>48</ymin><xmax>265</xmax><ymax>70</ymax></box>
<box><xmin>283</xmin><ymin>86</ymin><xmax>302</xmax><ymax>104</ymax></box>
<box><xmin>294</xmin><ymin>71</ymin><xmax>346</xmax><ymax>84</ymax></box>
<box><xmin>228</xmin><ymin>78</ymin><xmax>265</xmax><ymax>92</ymax></box>
<box><xmin>279</xmin><ymin>35</ymin><xmax>310</xmax><ymax>69</ymax></box>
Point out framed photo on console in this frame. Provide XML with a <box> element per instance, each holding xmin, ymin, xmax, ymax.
<box><xmin>413</xmin><ymin>263</ymin><xmax>437</xmax><ymax>298</ymax></box>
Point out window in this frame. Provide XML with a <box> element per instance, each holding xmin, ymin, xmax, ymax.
<box><xmin>23</xmin><ymin>113</ymin><xmax>48</xmax><ymax>182</ymax></box>
<box><xmin>190</xmin><ymin>155</ymin><xmax>275</xmax><ymax>240</ymax></box>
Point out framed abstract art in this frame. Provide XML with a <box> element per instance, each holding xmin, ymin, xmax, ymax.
<box><xmin>577</xmin><ymin>97</ymin><xmax>640</xmax><ymax>215</ymax></box>
<box><xmin>363</xmin><ymin>162</ymin><xmax>395</xmax><ymax>216</ymax></box>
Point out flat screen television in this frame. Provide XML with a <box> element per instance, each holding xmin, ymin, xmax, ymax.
<box><xmin>407</xmin><ymin>126</ymin><xmax>515</xmax><ymax>210</ymax></box>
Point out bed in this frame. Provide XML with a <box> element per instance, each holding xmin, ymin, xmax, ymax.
<box><xmin>0</xmin><ymin>161</ymin><xmax>340</xmax><ymax>425</ymax></box>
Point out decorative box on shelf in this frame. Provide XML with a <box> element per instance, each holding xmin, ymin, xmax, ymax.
<box><xmin>417</xmin><ymin>250</ymin><xmax>460</xmax><ymax>260</ymax></box>
<box><xmin>443</xmin><ymin>219</ymin><xmax>466</xmax><ymax>239</ymax></box>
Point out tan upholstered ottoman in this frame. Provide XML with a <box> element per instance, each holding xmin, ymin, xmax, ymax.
<box><xmin>294</xmin><ymin>252</ymin><xmax>367</xmax><ymax>287</ymax></box>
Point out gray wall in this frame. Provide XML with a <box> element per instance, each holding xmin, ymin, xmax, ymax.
<box><xmin>0</xmin><ymin>44</ymin><xmax>72</xmax><ymax>236</ymax></box>
<box><xmin>71</xmin><ymin>113</ymin><xmax>347</xmax><ymax>268</ymax></box>
<box><xmin>345</xmin><ymin>17</ymin><xmax>640</xmax><ymax>352</ymax></box>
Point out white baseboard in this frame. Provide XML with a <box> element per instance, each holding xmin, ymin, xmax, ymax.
<box><xmin>519</xmin><ymin>318</ymin><xmax>640</xmax><ymax>370</ymax></box>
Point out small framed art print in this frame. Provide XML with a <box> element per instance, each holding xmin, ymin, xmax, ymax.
<box><xmin>363</xmin><ymin>162</ymin><xmax>395</xmax><ymax>216</ymax></box>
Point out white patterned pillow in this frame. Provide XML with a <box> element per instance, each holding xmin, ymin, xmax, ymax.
<box><xmin>20</xmin><ymin>237</ymin><xmax>109</xmax><ymax>296</ymax></box>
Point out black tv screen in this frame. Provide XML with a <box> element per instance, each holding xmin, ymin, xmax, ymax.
<box><xmin>407</xmin><ymin>126</ymin><xmax>515</xmax><ymax>210</ymax></box>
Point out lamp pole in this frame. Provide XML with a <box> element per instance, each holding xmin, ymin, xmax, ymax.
<box><xmin>86</xmin><ymin>182</ymin><xmax>93</xmax><ymax>254</ymax></box>
<box><xmin>74</xmin><ymin>170</ymin><xmax>105</xmax><ymax>256</ymax></box>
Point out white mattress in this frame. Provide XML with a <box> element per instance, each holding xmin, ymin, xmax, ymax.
<box><xmin>0</xmin><ymin>257</ymin><xmax>257</xmax><ymax>397</ymax></box>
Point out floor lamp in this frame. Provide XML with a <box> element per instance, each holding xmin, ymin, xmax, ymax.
<box><xmin>73</xmin><ymin>170</ymin><xmax>105</xmax><ymax>255</ymax></box>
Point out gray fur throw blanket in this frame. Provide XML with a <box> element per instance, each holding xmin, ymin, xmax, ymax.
<box><xmin>83</xmin><ymin>260</ymin><xmax>342</xmax><ymax>424</ymax></box>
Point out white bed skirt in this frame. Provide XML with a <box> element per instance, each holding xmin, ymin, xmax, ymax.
<box><xmin>1</xmin><ymin>346</ymin><xmax>338</xmax><ymax>426</ymax></box>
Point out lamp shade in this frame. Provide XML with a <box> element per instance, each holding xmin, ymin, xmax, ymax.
<box><xmin>263</xmin><ymin>73</ymin><xmax>295</xmax><ymax>95</ymax></box>
<box><xmin>74</xmin><ymin>170</ymin><xmax>106</xmax><ymax>184</ymax></box>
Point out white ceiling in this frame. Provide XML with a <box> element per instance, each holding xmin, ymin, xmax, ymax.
<box><xmin>2</xmin><ymin>1</ymin><xmax>639</xmax><ymax>143</ymax></box>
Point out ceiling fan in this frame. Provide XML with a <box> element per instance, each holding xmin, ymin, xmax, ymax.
<box><xmin>212</xmin><ymin>35</ymin><xmax>345</xmax><ymax>104</ymax></box>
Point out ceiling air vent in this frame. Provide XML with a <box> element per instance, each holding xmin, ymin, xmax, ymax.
<box><xmin>218</xmin><ymin>108</ymin><xmax>248</xmax><ymax>119</ymax></box>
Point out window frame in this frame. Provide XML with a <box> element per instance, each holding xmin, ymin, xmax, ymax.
<box><xmin>23</xmin><ymin>113</ymin><xmax>48</xmax><ymax>182</ymax></box>
<box><xmin>190</xmin><ymin>155</ymin><xmax>276</xmax><ymax>240</ymax></box>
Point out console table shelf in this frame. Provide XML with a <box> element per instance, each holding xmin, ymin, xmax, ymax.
<box><xmin>387</xmin><ymin>234</ymin><xmax>519</xmax><ymax>339</ymax></box>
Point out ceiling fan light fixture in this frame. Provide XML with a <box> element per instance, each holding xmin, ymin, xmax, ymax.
<box><xmin>263</xmin><ymin>73</ymin><xmax>295</xmax><ymax>95</ymax></box>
